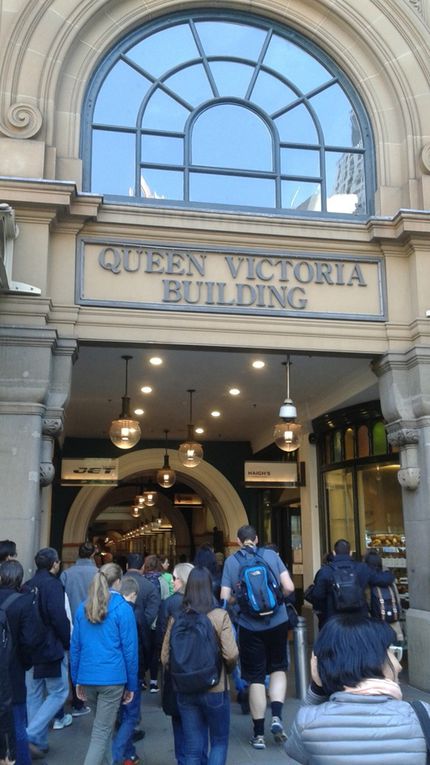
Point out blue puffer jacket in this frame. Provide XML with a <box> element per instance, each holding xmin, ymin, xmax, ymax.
<box><xmin>285</xmin><ymin>687</ymin><xmax>429</xmax><ymax>764</ymax></box>
<box><xmin>70</xmin><ymin>590</ymin><xmax>138</xmax><ymax>692</ymax></box>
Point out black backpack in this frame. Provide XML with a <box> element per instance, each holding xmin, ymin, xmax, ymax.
<box><xmin>0</xmin><ymin>592</ymin><xmax>21</xmax><ymax>705</ymax></box>
<box><xmin>234</xmin><ymin>548</ymin><xmax>283</xmax><ymax>619</ymax></box>
<box><xmin>169</xmin><ymin>610</ymin><xmax>221</xmax><ymax>693</ymax></box>
<box><xmin>370</xmin><ymin>584</ymin><xmax>401</xmax><ymax>623</ymax></box>
<box><xmin>330</xmin><ymin>562</ymin><xmax>364</xmax><ymax>612</ymax></box>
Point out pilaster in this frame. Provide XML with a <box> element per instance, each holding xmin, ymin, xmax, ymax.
<box><xmin>0</xmin><ymin>327</ymin><xmax>76</xmax><ymax>575</ymax></box>
<box><xmin>373</xmin><ymin>347</ymin><xmax>430</xmax><ymax>688</ymax></box>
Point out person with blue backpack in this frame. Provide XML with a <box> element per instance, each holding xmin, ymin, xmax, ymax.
<box><xmin>220</xmin><ymin>525</ymin><xmax>295</xmax><ymax>750</ymax></box>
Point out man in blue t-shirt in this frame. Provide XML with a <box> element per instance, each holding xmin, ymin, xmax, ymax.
<box><xmin>220</xmin><ymin>525</ymin><xmax>294</xmax><ymax>750</ymax></box>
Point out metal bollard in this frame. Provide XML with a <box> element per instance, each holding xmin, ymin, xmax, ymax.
<box><xmin>293</xmin><ymin>616</ymin><xmax>309</xmax><ymax>700</ymax></box>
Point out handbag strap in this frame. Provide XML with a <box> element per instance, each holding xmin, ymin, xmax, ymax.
<box><xmin>410</xmin><ymin>700</ymin><xmax>430</xmax><ymax>764</ymax></box>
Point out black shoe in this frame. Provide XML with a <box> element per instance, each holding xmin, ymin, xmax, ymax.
<box><xmin>132</xmin><ymin>729</ymin><xmax>146</xmax><ymax>742</ymax></box>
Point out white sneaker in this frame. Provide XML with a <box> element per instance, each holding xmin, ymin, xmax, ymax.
<box><xmin>52</xmin><ymin>713</ymin><xmax>73</xmax><ymax>730</ymax></box>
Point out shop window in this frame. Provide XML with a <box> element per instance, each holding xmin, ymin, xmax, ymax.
<box><xmin>82</xmin><ymin>12</ymin><xmax>375</xmax><ymax>215</ymax></box>
<box><xmin>333</xmin><ymin>429</ymin><xmax>343</xmax><ymax>462</ymax></box>
<box><xmin>372</xmin><ymin>420</ymin><xmax>387</xmax><ymax>455</ymax></box>
<box><xmin>344</xmin><ymin>427</ymin><xmax>355</xmax><ymax>460</ymax></box>
<box><xmin>357</xmin><ymin>424</ymin><xmax>369</xmax><ymax>457</ymax></box>
<box><xmin>324</xmin><ymin>468</ymin><xmax>355</xmax><ymax>550</ymax></box>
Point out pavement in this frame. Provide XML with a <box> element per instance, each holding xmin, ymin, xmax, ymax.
<box><xmin>45</xmin><ymin>651</ymin><xmax>430</xmax><ymax>765</ymax></box>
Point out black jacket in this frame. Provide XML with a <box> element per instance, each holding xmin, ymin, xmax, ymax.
<box><xmin>24</xmin><ymin>569</ymin><xmax>70</xmax><ymax>665</ymax></box>
<box><xmin>311</xmin><ymin>554</ymin><xmax>394</xmax><ymax>626</ymax></box>
<box><xmin>0</xmin><ymin>587</ymin><xmax>45</xmax><ymax>704</ymax></box>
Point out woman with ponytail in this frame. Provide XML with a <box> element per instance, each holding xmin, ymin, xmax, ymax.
<box><xmin>70</xmin><ymin>563</ymin><xmax>138</xmax><ymax>765</ymax></box>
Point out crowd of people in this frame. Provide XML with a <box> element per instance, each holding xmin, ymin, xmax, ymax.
<box><xmin>0</xmin><ymin>530</ymin><xmax>429</xmax><ymax>765</ymax></box>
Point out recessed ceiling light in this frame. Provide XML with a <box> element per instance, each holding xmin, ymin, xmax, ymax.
<box><xmin>134</xmin><ymin>408</ymin><xmax>144</xmax><ymax>416</ymax></box>
<box><xmin>211</xmin><ymin>410</ymin><xmax>221</xmax><ymax>418</ymax></box>
<box><xmin>195</xmin><ymin>426</ymin><xmax>204</xmax><ymax>434</ymax></box>
<box><xmin>149</xmin><ymin>356</ymin><xmax>163</xmax><ymax>366</ymax></box>
<box><xmin>229</xmin><ymin>387</ymin><xmax>240</xmax><ymax>396</ymax></box>
<box><xmin>252</xmin><ymin>360</ymin><xmax>265</xmax><ymax>369</ymax></box>
<box><xmin>141</xmin><ymin>386</ymin><xmax>152</xmax><ymax>394</ymax></box>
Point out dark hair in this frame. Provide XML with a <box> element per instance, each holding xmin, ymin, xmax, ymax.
<box><xmin>237</xmin><ymin>525</ymin><xmax>257</xmax><ymax>544</ymax></box>
<box><xmin>0</xmin><ymin>540</ymin><xmax>17</xmax><ymax>562</ymax></box>
<box><xmin>334</xmin><ymin>539</ymin><xmax>350</xmax><ymax>555</ymax></box>
<box><xmin>143</xmin><ymin>554</ymin><xmax>162</xmax><ymax>573</ymax></box>
<box><xmin>78</xmin><ymin>542</ymin><xmax>95</xmax><ymax>559</ymax></box>
<box><xmin>193</xmin><ymin>545</ymin><xmax>218</xmax><ymax>575</ymax></box>
<box><xmin>0</xmin><ymin>559</ymin><xmax>24</xmax><ymax>589</ymax></box>
<box><xmin>127</xmin><ymin>553</ymin><xmax>144</xmax><ymax>570</ymax></box>
<box><xmin>35</xmin><ymin>547</ymin><xmax>59</xmax><ymax>570</ymax></box>
<box><xmin>183</xmin><ymin>566</ymin><xmax>217</xmax><ymax>614</ymax></box>
<box><xmin>314</xmin><ymin>614</ymin><xmax>396</xmax><ymax>694</ymax></box>
<box><xmin>265</xmin><ymin>543</ymin><xmax>279</xmax><ymax>554</ymax></box>
<box><xmin>364</xmin><ymin>549</ymin><xmax>382</xmax><ymax>570</ymax></box>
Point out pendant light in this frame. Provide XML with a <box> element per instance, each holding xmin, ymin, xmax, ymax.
<box><xmin>109</xmin><ymin>355</ymin><xmax>141</xmax><ymax>449</ymax></box>
<box><xmin>143</xmin><ymin>487</ymin><xmax>157</xmax><ymax>507</ymax></box>
<box><xmin>273</xmin><ymin>356</ymin><xmax>302</xmax><ymax>452</ymax></box>
<box><xmin>131</xmin><ymin>505</ymin><xmax>141</xmax><ymax>518</ymax></box>
<box><xmin>178</xmin><ymin>389</ymin><xmax>203</xmax><ymax>468</ymax></box>
<box><xmin>157</xmin><ymin>430</ymin><xmax>176</xmax><ymax>488</ymax></box>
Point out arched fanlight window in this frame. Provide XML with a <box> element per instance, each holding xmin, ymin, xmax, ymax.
<box><xmin>82</xmin><ymin>12</ymin><xmax>375</xmax><ymax>216</ymax></box>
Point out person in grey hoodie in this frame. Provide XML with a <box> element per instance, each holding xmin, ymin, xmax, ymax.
<box><xmin>61</xmin><ymin>541</ymin><xmax>97</xmax><ymax>717</ymax></box>
<box><xmin>284</xmin><ymin>614</ymin><xmax>429</xmax><ymax>764</ymax></box>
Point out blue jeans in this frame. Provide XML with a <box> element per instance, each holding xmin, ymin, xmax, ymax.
<box><xmin>111</xmin><ymin>687</ymin><xmax>141</xmax><ymax>762</ymax></box>
<box><xmin>177</xmin><ymin>690</ymin><xmax>230</xmax><ymax>765</ymax></box>
<box><xmin>26</xmin><ymin>657</ymin><xmax>69</xmax><ymax>749</ymax></box>
<box><xmin>12</xmin><ymin>703</ymin><xmax>31</xmax><ymax>765</ymax></box>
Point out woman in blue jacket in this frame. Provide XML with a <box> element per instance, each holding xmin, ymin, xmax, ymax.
<box><xmin>70</xmin><ymin>562</ymin><xmax>138</xmax><ymax>765</ymax></box>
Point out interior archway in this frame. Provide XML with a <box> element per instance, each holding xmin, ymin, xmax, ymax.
<box><xmin>62</xmin><ymin>448</ymin><xmax>247</xmax><ymax>563</ymax></box>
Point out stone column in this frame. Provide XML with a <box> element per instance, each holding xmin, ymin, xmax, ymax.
<box><xmin>373</xmin><ymin>347</ymin><xmax>430</xmax><ymax>689</ymax></box>
<box><xmin>0</xmin><ymin>328</ymin><xmax>76</xmax><ymax>577</ymax></box>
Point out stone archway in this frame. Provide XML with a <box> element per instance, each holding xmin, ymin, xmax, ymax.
<box><xmin>62</xmin><ymin>449</ymin><xmax>247</xmax><ymax>562</ymax></box>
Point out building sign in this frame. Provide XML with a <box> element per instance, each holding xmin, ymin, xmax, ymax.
<box><xmin>61</xmin><ymin>458</ymin><xmax>119</xmax><ymax>485</ymax></box>
<box><xmin>244</xmin><ymin>461</ymin><xmax>299</xmax><ymax>487</ymax></box>
<box><xmin>76</xmin><ymin>239</ymin><xmax>386</xmax><ymax>321</ymax></box>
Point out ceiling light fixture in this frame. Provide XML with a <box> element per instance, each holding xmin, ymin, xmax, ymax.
<box><xmin>229</xmin><ymin>387</ymin><xmax>240</xmax><ymax>396</ymax></box>
<box><xmin>252</xmin><ymin>359</ymin><xmax>265</xmax><ymax>369</ymax></box>
<box><xmin>131</xmin><ymin>505</ymin><xmax>141</xmax><ymax>518</ymax></box>
<box><xmin>149</xmin><ymin>356</ymin><xmax>163</xmax><ymax>366</ymax></box>
<box><xmin>143</xmin><ymin>487</ymin><xmax>157</xmax><ymax>507</ymax></box>
<box><xmin>195</xmin><ymin>426</ymin><xmax>204</xmax><ymax>435</ymax></box>
<box><xmin>134</xmin><ymin>408</ymin><xmax>144</xmax><ymax>416</ymax></box>
<box><xmin>156</xmin><ymin>429</ymin><xmax>176</xmax><ymax>489</ymax></box>
<box><xmin>178</xmin><ymin>389</ymin><xmax>203</xmax><ymax>468</ymax></box>
<box><xmin>109</xmin><ymin>355</ymin><xmax>141</xmax><ymax>449</ymax></box>
<box><xmin>211</xmin><ymin>410</ymin><xmax>221</xmax><ymax>418</ymax></box>
<box><xmin>273</xmin><ymin>355</ymin><xmax>302</xmax><ymax>452</ymax></box>
<box><xmin>141</xmin><ymin>386</ymin><xmax>152</xmax><ymax>394</ymax></box>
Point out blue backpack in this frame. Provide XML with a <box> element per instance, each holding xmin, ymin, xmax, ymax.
<box><xmin>234</xmin><ymin>548</ymin><xmax>283</xmax><ymax>619</ymax></box>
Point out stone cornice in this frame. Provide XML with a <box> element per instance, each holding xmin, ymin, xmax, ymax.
<box><xmin>0</xmin><ymin>178</ymin><xmax>101</xmax><ymax>218</ymax></box>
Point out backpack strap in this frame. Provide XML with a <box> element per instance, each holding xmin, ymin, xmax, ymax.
<box><xmin>410</xmin><ymin>700</ymin><xmax>430</xmax><ymax>764</ymax></box>
<box><xmin>0</xmin><ymin>592</ymin><xmax>21</xmax><ymax>612</ymax></box>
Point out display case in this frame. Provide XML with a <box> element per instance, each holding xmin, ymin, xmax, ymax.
<box><xmin>366</xmin><ymin>532</ymin><xmax>408</xmax><ymax>608</ymax></box>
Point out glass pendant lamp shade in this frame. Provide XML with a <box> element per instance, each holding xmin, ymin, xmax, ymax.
<box><xmin>143</xmin><ymin>489</ymin><xmax>157</xmax><ymax>507</ymax></box>
<box><xmin>274</xmin><ymin>356</ymin><xmax>301</xmax><ymax>453</ymax></box>
<box><xmin>109</xmin><ymin>356</ymin><xmax>141</xmax><ymax>449</ymax></box>
<box><xmin>157</xmin><ymin>430</ymin><xmax>176</xmax><ymax>488</ymax></box>
<box><xmin>273</xmin><ymin>419</ymin><xmax>302</xmax><ymax>452</ymax></box>
<box><xmin>178</xmin><ymin>390</ymin><xmax>203</xmax><ymax>468</ymax></box>
<box><xmin>131</xmin><ymin>505</ymin><xmax>140</xmax><ymax>518</ymax></box>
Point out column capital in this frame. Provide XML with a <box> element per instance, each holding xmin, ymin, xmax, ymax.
<box><xmin>386</xmin><ymin>424</ymin><xmax>420</xmax><ymax>447</ymax></box>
